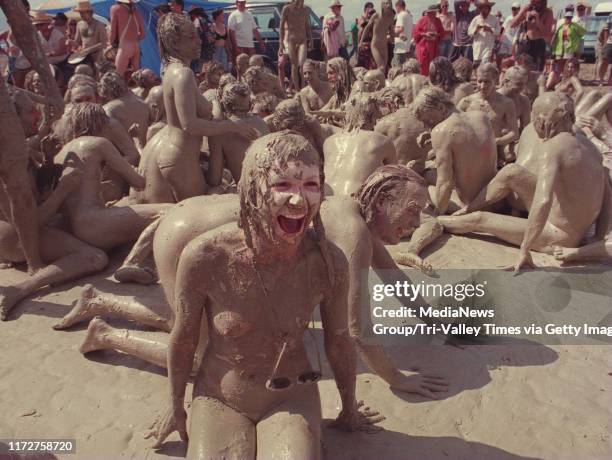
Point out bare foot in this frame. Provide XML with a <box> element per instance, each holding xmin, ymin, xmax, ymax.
<box><xmin>114</xmin><ymin>265</ymin><xmax>157</xmax><ymax>285</ymax></box>
<box><xmin>0</xmin><ymin>285</ymin><xmax>24</xmax><ymax>321</ymax></box>
<box><xmin>27</xmin><ymin>261</ymin><xmax>45</xmax><ymax>276</ymax></box>
<box><xmin>553</xmin><ymin>245</ymin><xmax>579</xmax><ymax>264</ymax></box>
<box><xmin>79</xmin><ymin>316</ymin><xmax>113</xmax><ymax>354</ymax></box>
<box><xmin>394</xmin><ymin>252</ymin><xmax>434</xmax><ymax>275</ymax></box>
<box><xmin>53</xmin><ymin>284</ymin><xmax>101</xmax><ymax>330</ymax></box>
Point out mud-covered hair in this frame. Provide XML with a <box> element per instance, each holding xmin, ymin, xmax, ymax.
<box><xmin>353</xmin><ymin>164</ymin><xmax>427</xmax><ymax>225</ymax></box>
<box><xmin>402</xmin><ymin>58</ymin><xmax>421</xmax><ymax>75</ymax></box>
<box><xmin>429</xmin><ymin>56</ymin><xmax>460</xmax><ymax>93</ymax></box>
<box><xmin>252</xmin><ymin>93</ymin><xmax>279</xmax><ymax>117</ymax></box>
<box><xmin>412</xmin><ymin>86</ymin><xmax>454</xmax><ymax>120</ymax></box>
<box><xmin>221</xmin><ymin>82</ymin><xmax>251</xmax><ymax>115</ymax></box>
<box><xmin>98</xmin><ymin>70</ymin><xmax>128</xmax><ymax>101</ymax></box>
<box><xmin>532</xmin><ymin>92</ymin><xmax>575</xmax><ymax>140</ymax></box>
<box><xmin>327</xmin><ymin>57</ymin><xmax>355</xmax><ymax>108</ymax></box>
<box><xmin>24</xmin><ymin>70</ymin><xmax>41</xmax><ymax>93</ymax></box>
<box><xmin>344</xmin><ymin>94</ymin><xmax>383</xmax><ymax>131</ymax></box>
<box><xmin>477</xmin><ymin>62</ymin><xmax>499</xmax><ymax>82</ymax></box>
<box><xmin>237</xmin><ymin>131</ymin><xmax>333</xmax><ymax>283</ymax></box>
<box><xmin>157</xmin><ymin>12</ymin><xmax>195</xmax><ymax>63</ymax></box>
<box><xmin>452</xmin><ymin>56</ymin><xmax>473</xmax><ymax>83</ymax></box>
<box><xmin>58</xmin><ymin>102</ymin><xmax>109</xmax><ymax>143</ymax></box>
<box><xmin>270</xmin><ymin>98</ymin><xmax>306</xmax><ymax>131</ymax></box>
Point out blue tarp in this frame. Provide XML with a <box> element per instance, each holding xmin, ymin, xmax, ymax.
<box><xmin>40</xmin><ymin>0</ymin><xmax>231</xmax><ymax>75</ymax></box>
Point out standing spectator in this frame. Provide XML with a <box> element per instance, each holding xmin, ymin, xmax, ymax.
<box><xmin>467</xmin><ymin>0</ymin><xmax>500</xmax><ymax>67</ymax></box>
<box><xmin>574</xmin><ymin>2</ymin><xmax>588</xmax><ymax>27</ymax></box>
<box><xmin>189</xmin><ymin>6</ymin><xmax>215</xmax><ymax>73</ymax></box>
<box><xmin>109</xmin><ymin>0</ymin><xmax>145</xmax><ymax>78</ymax></box>
<box><xmin>349</xmin><ymin>18</ymin><xmax>359</xmax><ymax>60</ymax></box>
<box><xmin>500</xmin><ymin>2</ymin><xmax>520</xmax><ymax>58</ymax></box>
<box><xmin>228</xmin><ymin>0</ymin><xmax>265</xmax><ymax>61</ymax></box>
<box><xmin>323</xmin><ymin>0</ymin><xmax>347</xmax><ymax>59</ymax></box>
<box><xmin>393</xmin><ymin>0</ymin><xmax>414</xmax><ymax>66</ymax></box>
<box><xmin>169</xmin><ymin>0</ymin><xmax>184</xmax><ymax>14</ymax></box>
<box><xmin>53</xmin><ymin>13</ymin><xmax>68</xmax><ymax>36</ymax></box>
<box><xmin>509</xmin><ymin>0</ymin><xmax>555</xmax><ymax>71</ymax></box>
<box><xmin>449</xmin><ymin>0</ymin><xmax>476</xmax><ymax>61</ymax></box>
<box><xmin>551</xmin><ymin>10</ymin><xmax>585</xmax><ymax>74</ymax></box>
<box><xmin>212</xmin><ymin>9</ymin><xmax>232</xmax><ymax>72</ymax></box>
<box><xmin>71</xmin><ymin>1</ymin><xmax>108</xmax><ymax>65</ymax></box>
<box><xmin>438</xmin><ymin>0</ymin><xmax>454</xmax><ymax>58</ymax></box>
<box><xmin>356</xmin><ymin>2</ymin><xmax>375</xmax><ymax>67</ymax></box>
<box><xmin>32</xmin><ymin>11</ymin><xmax>69</xmax><ymax>66</ymax></box>
<box><xmin>413</xmin><ymin>4</ymin><xmax>445</xmax><ymax>76</ymax></box>
<box><xmin>596</xmin><ymin>15</ymin><xmax>612</xmax><ymax>85</ymax></box>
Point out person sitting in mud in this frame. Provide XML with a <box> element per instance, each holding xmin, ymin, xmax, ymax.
<box><xmin>198</xmin><ymin>60</ymin><xmax>225</xmax><ymax>94</ymax></box>
<box><xmin>457</xmin><ymin>63</ymin><xmax>519</xmax><ymax>166</ymax></box>
<box><xmin>71</xmin><ymin>131</ymin><xmax>385</xmax><ymax>458</ymax></box>
<box><xmin>413</xmin><ymin>87</ymin><xmax>497</xmax><ymax>215</ymax></box>
<box><xmin>206</xmin><ymin>73</ymin><xmax>238</xmax><ymax>121</ymax></box>
<box><xmin>64</xmin><ymin>73</ymin><xmax>97</xmax><ymax>104</ymax></box>
<box><xmin>207</xmin><ymin>82</ymin><xmax>268</xmax><ymax>189</ymax></box>
<box><xmin>374</xmin><ymin>102</ymin><xmax>429</xmax><ymax>174</ymax></box>
<box><xmin>429</xmin><ymin>57</ymin><xmax>473</xmax><ymax>105</ymax></box>
<box><xmin>56</xmin><ymin>165</ymin><xmax>448</xmax><ymax>401</ymax></box>
<box><xmin>320</xmin><ymin>57</ymin><xmax>355</xmax><ymax>113</ymax></box>
<box><xmin>548</xmin><ymin>57</ymin><xmax>584</xmax><ymax>103</ymax></box>
<box><xmin>360</xmin><ymin>69</ymin><xmax>386</xmax><ymax>93</ymax></box>
<box><xmin>390</xmin><ymin>58</ymin><xmax>429</xmax><ymax>106</ymax></box>
<box><xmin>98</xmin><ymin>70</ymin><xmax>150</xmax><ymax>148</ymax></box>
<box><xmin>499</xmin><ymin>66</ymin><xmax>531</xmax><ymax>134</ymax></box>
<box><xmin>324</xmin><ymin>95</ymin><xmax>396</xmax><ymax>196</ymax></box>
<box><xmin>516</xmin><ymin>53</ymin><xmax>541</xmax><ymax>104</ymax></box>
<box><xmin>440</xmin><ymin>92</ymin><xmax>611</xmax><ymax>272</ymax></box>
<box><xmin>52</xmin><ymin>102</ymin><xmax>173</xmax><ymax>252</ymax></box>
<box><xmin>575</xmin><ymin>92</ymin><xmax>612</xmax><ymax>155</ymax></box>
<box><xmin>143</xmin><ymin>85</ymin><xmax>165</xmax><ymax>142</ymax></box>
<box><xmin>297</xmin><ymin>59</ymin><xmax>333</xmax><ymax>113</ymax></box>
<box><xmin>131</xmin><ymin>13</ymin><xmax>257</xmax><ymax>204</ymax></box>
<box><xmin>130</xmin><ymin>68</ymin><xmax>160</xmax><ymax>99</ymax></box>
<box><xmin>251</xmin><ymin>92</ymin><xmax>279</xmax><ymax>119</ymax></box>
<box><xmin>243</xmin><ymin>64</ymin><xmax>286</xmax><ymax>99</ymax></box>
<box><xmin>235</xmin><ymin>52</ymin><xmax>250</xmax><ymax>82</ymax></box>
<box><xmin>452</xmin><ymin>56</ymin><xmax>473</xmax><ymax>84</ymax></box>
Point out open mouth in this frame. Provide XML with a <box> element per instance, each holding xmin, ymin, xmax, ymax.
<box><xmin>278</xmin><ymin>215</ymin><xmax>306</xmax><ymax>235</ymax></box>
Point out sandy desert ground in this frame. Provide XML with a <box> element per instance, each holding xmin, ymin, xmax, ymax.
<box><xmin>0</xmin><ymin>232</ymin><xmax>611</xmax><ymax>460</ymax></box>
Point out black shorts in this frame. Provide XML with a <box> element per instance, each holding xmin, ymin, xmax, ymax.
<box><xmin>604</xmin><ymin>43</ymin><xmax>612</xmax><ymax>62</ymax></box>
<box><xmin>525</xmin><ymin>38</ymin><xmax>547</xmax><ymax>71</ymax></box>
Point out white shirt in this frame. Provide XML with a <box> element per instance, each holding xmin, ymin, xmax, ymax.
<box><xmin>467</xmin><ymin>14</ymin><xmax>500</xmax><ymax>61</ymax></box>
<box><xmin>323</xmin><ymin>11</ymin><xmax>346</xmax><ymax>46</ymax></box>
<box><xmin>228</xmin><ymin>10</ymin><xmax>258</xmax><ymax>48</ymax></box>
<box><xmin>394</xmin><ymin>10</ymin><xmax>413</xmax><ymax>54</ymax></box>
<box><xmin>500</xmin><ymin>15</ymin><xmax>518</xmax><ymax>55</ymax></box>
<box><xmin>39</xmin><ymin>28</ymin><xmax>69</xmax><ymax>65</ymax></box>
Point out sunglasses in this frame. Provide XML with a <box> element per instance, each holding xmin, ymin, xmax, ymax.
<box><xmin>265</xmin><ymin>319</ymin><xmax>323</xmax><ymax>391</ymax></box>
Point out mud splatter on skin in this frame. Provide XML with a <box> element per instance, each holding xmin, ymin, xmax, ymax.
<box><xmin>452</xmin><ymin>57</ymin><xmax>473</xmax><ymax>83</ymax></box>
<box><xmin>430</xmin><ymin>57</ymin><xmax>462</xmax><ymax>94</ymax></box>
<box><xmin>56</xmin><ymin>102</ymin><xmax>109</xmax><ymax>144</ymax></box>
<box><xmin>157</xmin><ymin>13</ymin><xmax>201</xmax><ymax>65</ymax></box>
<box><xmin>221</xmin><ymin>83</ymin><xmax>252</xmax><ymax>117</ymax></box>
<box><xmin>532</xmin><ymin>92</ymin><xmax>575</xmax><ymax>141</ymax></box>
<box><xmin>98</xmin><ymin>71</ymin><xmax>128</xmax><ymax>103</ymax></box>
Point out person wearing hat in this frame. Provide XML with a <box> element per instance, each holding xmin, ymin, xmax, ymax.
<box><xmin>551</xmin><ymin>8</ymin><xmax>585</xmax><ymax>73</ymax></box>
<box><xmin>228</xmin><ymin>0</ymin><xmax>265</xmax><ymax>62</ymax></box>
<box><xmin>499</xmin><ymin>2</ymin><xmax>521</xmax><ymax>58</ymax></box>
<box><xmin>71</xmin><ymin>1</ymin><xmax>107</xmax><ymax>64</ymax></box>
<box><xmin>323</xmin><ymin>0</ymin><xmax>347</xmax><ymax>59</ymax></box>
<box><xmin>449</xmin><ymin>0</ymin><xmax>477</xmax><ymax>61</ymax></box>
<box><xmin>413</xmin><ymin>4</ymin><xmax>445</xmax><ymax>76</ymax></box>
<box><xmin>466</xmin><ymin>0</ymin><xmax>499</xmax><ymax>67</ymax></box>
<box><xmin>32</xmin><ymin>11</ymin><xmax>69</xmax><ymax>66</ymax></box>
<box><xmin>109</xmin><ymin>0</ymin><xmax>145</xmax><ymax>78</ymax></box>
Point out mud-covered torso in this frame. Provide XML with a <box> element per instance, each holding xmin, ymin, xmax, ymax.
<box><xmin>193</xmin><ymin>228</ymin><xmax>332</xmax><ymax>420</ymax></box>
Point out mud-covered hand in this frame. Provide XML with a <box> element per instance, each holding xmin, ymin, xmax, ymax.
<box><xmin>504</xmin><ymin>250</ymin><xmax>535</xmax><ymax>274</ymax></box>
<box><xmin>416</xmin><ymin>131</ymin><xmax>432</xmax><ymax>150</ymax></box>
<box><xmin>331</xmin><ymin>401</ymin><xmax>385</xmax><ymax>433</ymax></box>
<box><xmin>145</xmin><ymin>404</ymin><xmax>188</xmax><ymax>448</ymax></box>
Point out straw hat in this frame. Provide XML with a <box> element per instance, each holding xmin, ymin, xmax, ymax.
<box><xmin>117</xmin><ymin>0</ymin><xmax>140</xmax><ymax>3</ymax></box>
<box><xmin>73</xmin><ymin>1</ymin><xmax>94</xmax><ymax>12</ymax></box>
<box><xmin>330</xmin><ymin>0</ymin><xmax>343</xmax><ymax>8</ymax></box>
<box><xmin>476</xmin><ymin>0</ymin><xmax>496</xmax><ymax>8</ymax></box>
<box><xmin>425</xmin><ymin>4</ymin><xmax>439</xmax><ymax>12</ymax></box>
<box><xmin>31</xmin><ymin>10</ymin><xmax>54</xmax><ymax>24</ymax></box>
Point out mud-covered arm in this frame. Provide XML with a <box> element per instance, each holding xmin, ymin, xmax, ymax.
<box><xmin>104</xmin><ymin>117</ymin><xmax>140</xmax><ymax>165</ymax></box>
<box><xmin>496</xmin><ymin>99</ymin><xmax>519</xmax><ymax>146</ymax></box>
<box><xmin>206</xmin><ymin>135</ymin><xmax>224</xmax><ymax>187</ymax></box>
<box><xmin>320</xmin><ymin>250</ymin><xmax>357</xmax><ymax>416</ymax></box>
<box><xmin>519</xmin><ymin>143</ymin><xmax>559</xmax><ymax>257</ymax></box>
<box><xmin>102</xmin><ymin>140</ymin><xmax>145</xmax><ymax>190</ymax></box>
<box><xmin>432</xmin><ymin>130</ymin><xmax>454</xmax><ymax>215</ymax></box>
<box><xmin>594</xmin><ymin>172</ymin><xmax>611</xmax><ymax>240</ymax></box>
<box><xmin>37</xmin><ymin>168</ymin><xmax>81</xmax><ymax>225</ymax></box>
<box><xmin>174</xmin><ymin>68</ymin><xmax>256</xmax><ymax>139</ymax></box>
<box><xmin>279</xmin><ymin>7</ymin><xmax>287</xmax><ymax>53</ymax></box>
<box><xmin>570</xmin><ymin>76</ymin><xmax>584</xmax><ymax>102</ymax></box>
<box><xmin>168</xmin><ymin>238</ymin><xmax>207</xmax><ymax>415</ymax></box>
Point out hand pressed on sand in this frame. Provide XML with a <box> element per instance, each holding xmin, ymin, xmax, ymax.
<box><xmin>145</xmin><ymin>404</ymin><xmax>188</xmax><ymax>448</ymax></box>
<box><xmin>331</xmin><ymin>401</ymin><xmax>386</xmax><ymax>434</ymax></box>
<box><xmin>389</xmin><ymin>372</ymin><xmax>449</xmax><ymax>399</ymax></box>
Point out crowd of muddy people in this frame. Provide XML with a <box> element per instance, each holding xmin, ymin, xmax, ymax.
<box><xmin>0</xmin><ymin>0</ymin><xmax>611</xmax><ymax>458</ymax></box>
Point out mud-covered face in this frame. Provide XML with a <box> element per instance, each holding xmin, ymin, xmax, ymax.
<box><xmin>506</xmin><ymin>72</ymin><xmax>527</xmax><ymax>93</ymax></box>
<box><xmin>326</xmin><ymin>64</ymin><xmax>338</xmax><ymax>85</ymax></box>
<box><xmin>564</xmin><ymin>60</ymin><xmax>577</xmax><ymax>77</ymax></box>
<box><xmin>374</xmin><ymin>189</ymin><xmax>426</xmax><ymax>245</ymax></box>
<box><xmin>362</xmin><ymin>74</ymin><xmax>380</xmax><ymax>92</ymax></box>
<box><xmin>477</xmin><ymin>73</ymin><xmax>496</xmax><ymax>97</ymax></box>
<box><xmin>265</xmin><ymin>160</ymin><xmax>321</xmax><ymax>245</ymax></box>
<box><xmin>71</xmin><ymin>86</ymin><xmax>96</xmax><ymax>103</ymax></box>
<box><xmin>186</xmin><ymin>25</ymin><xmax>202</xmax><ymax>60</ymax></box>
<box><xmin>31</xmin><ymin>73</ymin><xmax>43</xmax><ymax>94</ymax></box>
<box><xmin>303</xmin><ymin>65</ymin><xmax>316</xmax><ymax>84</ymax></box>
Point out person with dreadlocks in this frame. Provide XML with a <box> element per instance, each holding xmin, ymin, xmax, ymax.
<box><xmin>323</xmin><ymin>94</ymin><xmax>397</xmax><ymax>197</ymax></box>
<box><xmin>207</xmin><ymin>82</ymin><xmax>269</xmax><ymax>189</ymax></box>
<box><xmin>133</xmin><ymin>13</ymin><xmax>257</xmax><ymax>204</ymax></box>
<box><xmin>429</xmin><ymin>56</ymin><xmax>473</xmax><ymax>104</ymax></box>
<box><xmin>56</xmin><ymin>131</ymin><xmax>382</xmax><ymax>457</ymax></box>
